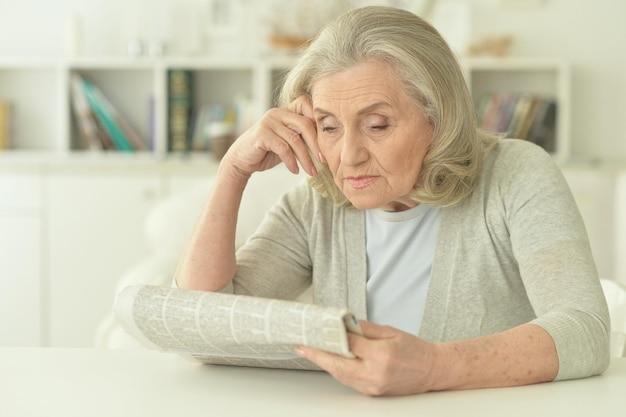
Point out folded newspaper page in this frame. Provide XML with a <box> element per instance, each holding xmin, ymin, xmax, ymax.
<box><xmin>114</xmin><ymin>285</ymin><xmax>362</xmax><ymax>370</ymax></box>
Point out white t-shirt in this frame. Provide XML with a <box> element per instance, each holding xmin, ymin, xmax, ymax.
<box><xmin>365</xmin><ymin>204</ymin><xmax>442</xmax><ymax>335</ymax></box>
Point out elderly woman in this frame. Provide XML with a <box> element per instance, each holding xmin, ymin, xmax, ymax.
<box><xmin>175</xmin><ymin>6</ymin><xmax>609</xmax><ymax>396</ymax></box>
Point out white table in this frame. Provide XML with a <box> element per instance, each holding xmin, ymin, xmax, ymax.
<box><xmin>1</xmin><ymin>347</ymin><xmax>624</xmax><ymax>417</ymax></box>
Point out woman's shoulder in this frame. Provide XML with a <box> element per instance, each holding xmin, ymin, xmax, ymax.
<box><xmin>484</xmin><ymin>139</ymin><xmax>559</xmax><ymax>184</ymax></box>
<box><xmin>490</xmin><ymin>138</ymin><xmax>553</xmax><ymax>168</ymax></box>
<box><xmin>478</xmin><ymin>138</ymin><xmax>568</xmax><ymax>204</ymax></box>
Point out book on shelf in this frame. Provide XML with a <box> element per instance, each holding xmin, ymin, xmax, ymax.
<box><xmin>188</xmin><ymin>96</ymin><xmax>254</xmax><ymax>157</ymax></box>
<box><xmin>94</xmin><ymin>119</ymin><xmax>116</xmax><ymax>150</ymax></box>
<box><xmin>113</xmin><ymin>284</ymin><xmax>362</xmax><ymax>370</ymax></box>
<box><xmin>88</xmin><ymin>81</ymin><xmax>147</xmax><ymax>151</ymax></box>
<box><xmin>70</xmin><ymin>75</ymin><xmax>104</xmax><ymax>151</ymax></box>
<box><xmin>0</xmin><ymin>100</ymin><xmax>13</xmax><ymax>150</ymax></box>
<box><xmin>188</xmin><ymin>104</ymin><xmax>214</xmax><ymax>152</ymax></box>
<box><xmin>506</xmin><ymin>93</ymin><xmax>534</xmax><ymax>138</ymax></box>
<box><xmin>147</xmin><ymin>96</ymin><xmax>156</xmax><ymax>151</ymax></box>
<box><xmin>189</xmin><ymin>104</ymin><xmax>237</xmax><ymax>156</ymax></box>
<box><xmin>71</xmin><ymin>74</ymin><xmax>147</xmax><ymax>152</ymax></box>
<box><xmin>528</xmin><ymin>100</ymin><xmax>557</xmax><ymax>153</ymax></box>
<box><xmin>476</xmin><ymin>92</ymin><xmax>558</xmax><ymax>153</ymax></box>
<box><xmin>168</xmin><ymin>69</ymin><xmax>193</xmax><ymax>152</ymax></box>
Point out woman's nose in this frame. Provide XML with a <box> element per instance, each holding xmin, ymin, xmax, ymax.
<box><xmin>340</xmin><ymin>130</ymin><xmax>369</xmax><ymax>166</ymax></box>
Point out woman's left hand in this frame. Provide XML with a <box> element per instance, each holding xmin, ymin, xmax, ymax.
<box><xmin>295</xmin><ymin>320</ymin><xmax>441</xmax><ymax>396</ymax></box>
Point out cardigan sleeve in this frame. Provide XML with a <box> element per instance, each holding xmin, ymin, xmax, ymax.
<box><xmin>499</xmin><ymin>140</ymin><xmax>610</xmax><ymax>380</ymax></box>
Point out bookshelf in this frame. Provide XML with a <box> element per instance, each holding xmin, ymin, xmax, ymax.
<box><xmin>0</xmin><ymin>55</ymin><xmax>571</xmax><ymax>161</ymax></box>
<box><xmin>462</xmin><ymin>57</ymin><xmax>570</xmax><ymax>162</ymax></box>
<box><xmin>0</xmin><ymin>56</ymin><xmax>293</xmax><ymax>160</ymax></box>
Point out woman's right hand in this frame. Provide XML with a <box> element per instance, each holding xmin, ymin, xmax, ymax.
<box><xmin>174</xmin><ymin>96</ymin><xmax>320</xmax><ymax>292</ymax></box>
<box><xmin>222</xmin><ymin>95</ymin><xmax>321</xmax><ymax>180</ymax></box>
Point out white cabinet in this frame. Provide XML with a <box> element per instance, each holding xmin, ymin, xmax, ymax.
<box><xmin>46</xmin><ymin>171</ymin><xmax>163</xmax><ymax>347</ymax></box>
<box><xmin>0</xmin><ymin>172</ymin><xmax>43</xmax><ymax>346</ymax></box>
<box><xmin>0</xmin><ymin>161</ymin><xmax>218</xmax><ymax>348</ymax></box>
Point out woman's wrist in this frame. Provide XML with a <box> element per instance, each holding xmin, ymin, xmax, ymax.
<box><xmin>424</xmin><ymin>341</ymin><xmax>463</xmax><ymax>392</ymax></box>
<box><xmin>216</xmin><ymin>155</ymin><xmax>253</xmax><ymax>190</ymax></box>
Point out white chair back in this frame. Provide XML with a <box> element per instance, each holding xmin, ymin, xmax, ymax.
<box><xmin>600</xmin><ymin>279</ymin><xmax>626</xmax><ymax>357</ymax></box>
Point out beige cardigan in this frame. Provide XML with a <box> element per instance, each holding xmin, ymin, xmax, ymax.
<box><xmin>229</xmin><ymin>139</ymin><xmax>610</xmax><ymax>380</ymax></box>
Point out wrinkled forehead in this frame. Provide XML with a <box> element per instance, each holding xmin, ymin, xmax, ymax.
<box><xmin>310</xmin><ymin>61</ymin><xmax>429</xmax><ymax>121</ymax></box>
<box><xmin>311</xmin><ymin>61</ymin><xmax>404</xmax><ymax>102</ymax></box>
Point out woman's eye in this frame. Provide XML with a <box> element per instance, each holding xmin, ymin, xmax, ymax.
<box><xmin>364</xmin><ymin>115</ymin><xmax>390</xmax><ymax>134</ymax></box>
<box><xmin>367</xmin><ymin>124</ymin><xmax>389</xmax><ymax>135</ymax></box>
<box><xmin>322</xmin><ymin>126</ymin><xmax>338</xmax><ymax>133</ymax></box>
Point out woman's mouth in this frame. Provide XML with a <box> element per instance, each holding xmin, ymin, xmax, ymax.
<box><xmin>345</xmin><ymin>176</ymin><xmax>378</xmax><ymax>189</ymax></box>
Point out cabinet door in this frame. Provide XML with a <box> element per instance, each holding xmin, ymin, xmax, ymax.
<box><xmin>46</xmin><ymin>173</ymin><xmax>162</xmax><ymax>347</ymax></box>
<box><xmin>0</xmin><ymin>173</ymin><xmax>42</xmax><ymax>346</ymax></box>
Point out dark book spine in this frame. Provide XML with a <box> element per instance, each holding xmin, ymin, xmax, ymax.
<box><xmin>168</xmin><ymin>70</ymin><xmax>194</xmax><ymax>152</ymax></box>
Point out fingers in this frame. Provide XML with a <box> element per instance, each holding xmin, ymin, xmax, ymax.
<box><xmin>296</xmin><ymin>322</ymin><xmax>395</xmax><ymax>369</ymax></box>
<box><xmin>297</xmin><ymin>324</ymin><xmax>434</xmax><ymax>396</ymax></box>
<box><xmin>295</xmin><ymin>343</ymin><xmax>389</xmax><ymax>397</ymax></box>
<box><xmin>264</xmin><ymin>119</ymin><xmax>311</xmax><ymax>175</ymax></box>
<box><xmin>357</xmin><ymin>320</ymin><xmax>398</xmax><ymax>339</ymax></box>
<box><xmin>287</xmin><ymin>95</ymin><xmax>323</xmax><ymax>164</ymax></box>
<box><xmin>295</xmin><ymin>345</ymin><xmax>353</xmax><ymax>368</ymax></box>
<box><xmin>227</xmin><ymin>95</ymin><xmax>320</xmax><ymax>177</ymax></box>
<box><xmin>295</xmin><ymin>345</ymin><xmax>362</xmax><ymax>386</ymax></box>
<box><xmin>288</xmin><ymin>95</ymin><xmax>314</xmax><ymax>119</ymax></box>
<box><xmin>257</xmin><ymin>104</ymin><xmax>319</xmax><ymax>176</ymax></box>
<box><xmin>277</xmin><ymin>115</ymin><xmax>318</xmax><ymax>176</ymax></box>
<box><xmin>347</xmin><ymin>321</ymin><xmax>403</xmax><ymax>360</ymax></box>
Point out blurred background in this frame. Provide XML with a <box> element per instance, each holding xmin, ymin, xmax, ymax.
<box><xmin>0</xmin><ymin>0</ymin><xmax>625</xmax><ymax>349</ymax></box>
<box><xmin>1</xmin><ymin>0</ymin><xmax>624</xmax><ymax>160</ymax></box>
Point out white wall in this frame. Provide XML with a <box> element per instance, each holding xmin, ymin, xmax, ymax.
<box><xmin>471</xmin><ymin>0</ymin><xmax>626</xmax><ymax>163</ymax></box>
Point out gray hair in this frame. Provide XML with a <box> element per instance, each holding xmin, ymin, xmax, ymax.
<box><xmin>279</xmin><ymin>6</ymin><xmax>498</xmax><ymax>207</ymax></box>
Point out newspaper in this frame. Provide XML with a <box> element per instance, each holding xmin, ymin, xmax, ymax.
<box><xmin>114</xmin><ymin>285</ymin><xmax>362</xmax><ymax>370</ymax></box>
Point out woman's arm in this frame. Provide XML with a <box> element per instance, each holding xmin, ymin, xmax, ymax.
<box><xmin>295</xmin><ymin>142</ymin><xmax>608</xmax><ymax>396</ymax></box>
<box><xmin>295</xmin><ymin>320</ymin><xmax>558</xmax><ymax>397</ymax></box>
<box><xmin>175</xmin><ymin>97</ymin><xmax>319</xmax><ymax>291</ymax></box>
<box><xmin>502</xmin><ymin>142</ymin><xmax>610</xmax><ymax>380</ymax></box>
<box><xmin>435</xmin><ymin>323</ymin><xmax>558</xmax><ymax>390</ymax></box>
<box><xmin>173</xmin><ymin>163</ymin><xmax>249</xmax><ymax>291</ymax></box>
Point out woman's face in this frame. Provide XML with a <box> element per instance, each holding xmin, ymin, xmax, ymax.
<box><xmin>311</xmin><ymin>61</ymin><xmax>433</xmax><ymax>212</ymax></box>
